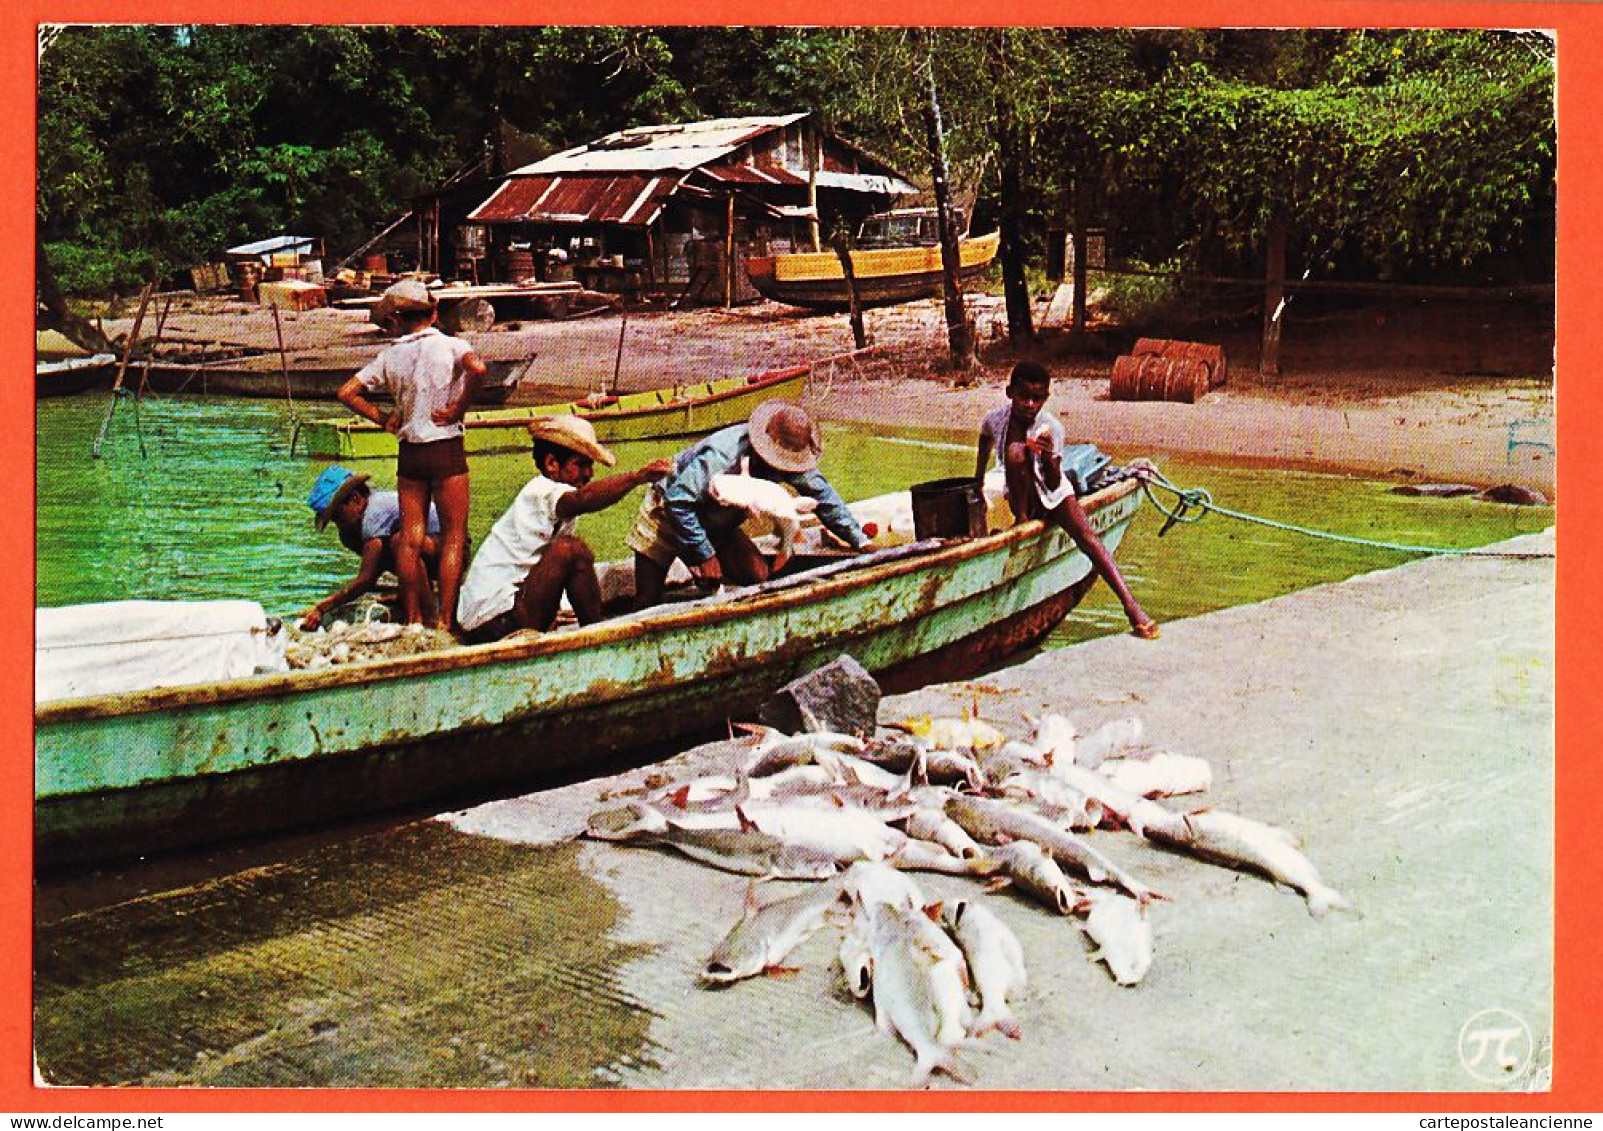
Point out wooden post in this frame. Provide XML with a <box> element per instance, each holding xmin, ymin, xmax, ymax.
<box><xmin>1072</xmin><ymin>185</ymin><xmax>1089</xmax><ymax>335</ymax></box>
<box><xmin>1261</xmin><ymin>217</ymin><xmax>1288</xmax><ymax>377</ymax></box>
<box><xmin>920</xmin><ymin>36</ymin><xmax>974</xmax><ymax>378</ymax></box>
<box><xmin>92</xmin><ymin>282</ymin><xmax>155</xmax><ymax>459</ymax></box>
<box><xmin>724</xmin><ymin>194</ymin><xmax>736</xmax><ymax>309</ymax></box>
<box><xmin>831</xmin><ymin>229</ymin><xmax>868</xmax><ymax>350</ymax></box>
<box><xmin>808</xmin><ymin>133</ymin><xmax>822</xmax><ymax>253</ymax></box>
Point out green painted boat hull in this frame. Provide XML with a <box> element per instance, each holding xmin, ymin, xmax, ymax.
<box><xmin>35</xmin><ymin>481</ymin><xmax>1141</xmax><ymax>866</ymax></box>
<box><xmin>296</xmin><ymin>366</ymin><xmax>811</xmax><ymax>461</ymax></box>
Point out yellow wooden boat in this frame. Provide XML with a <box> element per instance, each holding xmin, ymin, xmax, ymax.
<box><xmin>746</xmin><ymin>210</ymin><xmax>999</xmax><ymax>312</ymax></box>
<box><xmin>296</xmin><ymin>364</ymin><xmax>810</xmax><ymax>460</ymax></box>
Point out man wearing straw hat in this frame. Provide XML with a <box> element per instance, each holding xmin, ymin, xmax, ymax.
<box><xmin>628</xmin><ymin>400</ymin><xmax>870</xmax><ymax>609</ymax></box>
<box><xmin>456</xmin><ymin>417</ymin><xmax>670</xmax><ymax>644</ymax></box>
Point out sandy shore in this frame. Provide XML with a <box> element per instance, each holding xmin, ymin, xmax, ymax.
<box><xmin>109</xmin><ymin>290</ymin><xmax>1557</xmax><ymax>495</ymax></box>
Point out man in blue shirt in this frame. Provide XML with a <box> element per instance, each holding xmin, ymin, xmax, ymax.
<box><xmin>302</xmin><ymin>465</ymin><xmax>443</xmax><ymax>628</ymax></box>
<box><xmin>627</xmin><ymin>401</ymin><xmax>870</xmax><ymax>608</ymax></box>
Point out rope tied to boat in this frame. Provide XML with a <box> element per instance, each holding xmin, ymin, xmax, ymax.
<box><xmin>1132</xmin><ymin>465</ymin><xmax>1555</xmax><ymax>560</ymax></box>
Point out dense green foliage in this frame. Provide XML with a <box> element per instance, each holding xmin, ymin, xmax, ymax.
<box><xmin>38</xmin><ymin>25</ymin><xmax>1554</xmax><ymax>297</ymax></box>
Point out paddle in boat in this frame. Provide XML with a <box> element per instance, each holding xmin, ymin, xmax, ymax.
<box><xmin>33</xmin><ymin>467</ymin><xmax>1144</xmax><ymax>867</ymax></box>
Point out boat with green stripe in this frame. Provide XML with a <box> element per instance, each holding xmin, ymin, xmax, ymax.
<box><xmin>34</xmin><ymin>475</ymin><xmax>1143</xmax><ymax>867</ymax></box>
<box><xmin>295</xmin><ymin>364</ymin><xmax>812</xmax><ymax>461</ymax></box>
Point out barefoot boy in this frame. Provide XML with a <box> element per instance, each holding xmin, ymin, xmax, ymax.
<box><xmin>976</xmin><ymin>361</ymin><xmax>1159</xmax><ymax>639</ymax></box>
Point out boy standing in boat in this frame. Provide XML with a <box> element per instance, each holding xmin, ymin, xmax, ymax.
<box><xmin>300</xmin><ymin>465</ymin><xmax>443</xmax><ymax>629</ymax></box>
<box><xmin>628</xmin><ymin>400</ymin><xmax>871</xmax><ymax>608</ymax></box>
<box><xmin>456</xmin><ymin>417</ymin><xmax>671</xmax><ymax>643</ymax></box>
<box><xmin>976</xmin><ymin>361</ymin><xmax>1160</xmax><ymax>640</ymax></box>
<box><xmin>337</xmin><ymin>279</ymin><xmax>487</xmax><ymax>632</ymax></box>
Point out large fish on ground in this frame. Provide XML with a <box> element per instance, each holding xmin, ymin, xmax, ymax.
<box><xmin>702</xmin><ymin>878</ymin><xmax>847</xmax><ymax>985</ymax></box>
<box><xmin>945</xmin><ymin>794</ymin><xmax>1163</xmax><ymax>904</ymax></box>
<box><xmin>940</xmin><ymin>898</ymin><xmax>1028</xmax><ymax>1039</ymax></box>
<box><xmin>1098</xmin><ymin>751</ymin><xmax>1213</xmax><ymax>798</ymax></box>
<box><xmin>866</xmin><ymin>904</ymin><xmax>973</xmax><ymax>1085</ymax></box>
<box><xmin>1080</xmin><ymin>889</ymin><xmax>1154</xmax><ymax>986</ymax></box>
<box><xmin>585</xmin><ymin>802</ymin><xmax>843</xmax><ymax>879</ymax></box>
<box><xmin>1143</xmin><ymin>808</ymin><xmax>1351</xmax><ymax>918</ymax></box>
<box><xmin>982</xmin><ymin>839</ymin><xmax>1083</xmax><ymax>916</ymax></box>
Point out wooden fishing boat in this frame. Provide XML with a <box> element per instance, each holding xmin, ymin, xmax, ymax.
<box><xmin>130</xmin><ymin>357</ymin><xmax>526</xmax><ymax>405</ymax></box>
<box><xmin>34</xmin><ymin>475</ymin><xmax>1144</xmax><ymax>867</ymax></box>
<box><xmin>35</xmin><ymin>354</ymin><xmax>118</xmax><ymax>398</ymax></box>
<box><xmin>745</xmin><ymin>209</ymin><xmax>1000</xmax><ymax>311</ymax></box>
<box><xmin>295</xmin><ymin>364</ymin><xmax>812</xmax><ymax>461</ymax></box>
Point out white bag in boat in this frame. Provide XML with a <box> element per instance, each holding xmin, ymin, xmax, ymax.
<box><xmin>35</xmin><ymin>599</ymin><xmax>289</xmax><ymax>703</ymax></box>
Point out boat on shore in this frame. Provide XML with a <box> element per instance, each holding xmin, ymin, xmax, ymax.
<box><xmin>744</xmin><ymin>209</ymin><xmax>1000</xmax><ymax>312</ymax></box>
<box><xmin>36</xmin><ymin>354</ymin><xmax>118</xmax><ymax>398</ymax></box>
<box><xmin>295</xmin><ymin>364</ymin><xmax>813</xmax><ymax>460</ymax></box>
<box><xmin>129</xmin><ymin>357</ymin><xmax>527</xmax><ymax>405</ymax></box>
<box><xmin>34</xmin><ymin>474</ymin><xmax>1144</xmax><ymax>867</ymax></box>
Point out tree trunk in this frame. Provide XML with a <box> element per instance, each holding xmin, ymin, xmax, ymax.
<box><xmin>35</xmin><ymin>232</ymin><xmax>113</xmax><ymax>355</ymax></box>
<box><xmin>1072</xmin><ymin>180</ymin><xmax>1089</xmax><ymax>334</ymax></box>
<box><xmin>1261</xmin><ymin>217</ymin><xmax>1288</xmax><ymax>377</ymax></box>
<box><xmin>995</xmin><ymin>31</ymin><xmax>1033</xmax><ymax>345</ymax></box>
<box><xmin>831</xmin><ymin>230</ymin><xmax>868</xmax><ymax>350</ymax></box>
<box><xmin>920</xmin><ymin>37</ymin><xmax>975</xmax><ymax>380</ymax></box>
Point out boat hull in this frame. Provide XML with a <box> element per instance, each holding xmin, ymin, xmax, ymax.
<box><xmin>295</xmin><ymin>365</ymin><xmax>812</xmax><ymax>460</ymax></box>
<box><xmin>133</xmin><ymin>358</ymin><xmax>524</xmax><ymax>405</ymax></box>
<box><xmin>36</xmin><ymin>355</ymin><xmax>118</xmax><ymax>398</ymax></box>
<box><xmin>35</xmin><ymin>479</ymin><xmax>1141</xmax><ymax>866</ymax></box>
<box><xmin>745</xmin><ymin>232</ymin><xmax>1000</xmax><ymax>312</ymax></box>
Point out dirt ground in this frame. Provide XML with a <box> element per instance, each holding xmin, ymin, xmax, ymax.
<box><xmin>106</xmin><ymin>287</ymin><xmax>1558</xmax><ymax>495</ymax></box>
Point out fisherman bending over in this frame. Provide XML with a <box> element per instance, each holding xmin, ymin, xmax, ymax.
<box><xmin>301</xmin><ymin>465</ymin><xmax>442</xmax><ymax>629</ymax></box>
<box><xmin>628</xmin><ymin>400</ymin><xmax>871</xmax><ymax>609</ymax></box>
<box><xmin>456</xmin><ymin>417</ymin><xmax>670</xmax><ymax>644</ymax></box>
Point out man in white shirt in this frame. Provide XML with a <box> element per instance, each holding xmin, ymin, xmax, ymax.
<box><xmin>457</xmin><ymin>416</ymin><xmax>670</xmax><ymax>643</ymax></box>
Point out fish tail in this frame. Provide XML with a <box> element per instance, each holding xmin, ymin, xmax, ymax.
<box><xmin>1306</xmin><ymin>885</ymin><xmax>1352</xmax><ymax>919</ymax></box>
<box><xmin>911</xmin><ymin>1046</ymin><xmax>971</xmax><ymax>1088</ymax></box>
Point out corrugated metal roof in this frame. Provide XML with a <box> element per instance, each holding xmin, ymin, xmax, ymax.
<box><xmin>510</xmin><ymin>114</ymin><xmax>808</xmax><ymax>176</ymax></box>
<box><xmin>696</xmin><ymin>164</ymin><xmax>808</xmax><ymax>187</ymax></box>
<box><xmin>227</xmin><ymin>235</ymin><xmax>317</xmax><ymax>256</ymax></box>
<box><xmin>468</xmin><ymin>173</ymin><xmax>684</xmax><ymax>226</ymax></box>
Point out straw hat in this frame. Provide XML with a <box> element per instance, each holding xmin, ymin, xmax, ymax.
<box><xmin>371</xmin><ymin>278</ymin><xmax>437</xmax><ymax>326</ymax></box>
<box><xmin>527</xmin><ymin>415</ymin><xmax>617</xmax><ymax>467</ymax></box>
<box><xmin>308</xmin><ymin>466</ymin><xmax>371</xmax><ymax>530</ymax></box>
<box><xmin>748</xmin><ymin>400</ymin><xmax>822</xmax><ymax>474</ymax></box>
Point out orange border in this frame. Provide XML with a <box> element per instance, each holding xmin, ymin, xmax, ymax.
<box><xmin>6</xmin><ymin>5</ymin><xmax>1595</xmax><ymax>1115</ymax></box>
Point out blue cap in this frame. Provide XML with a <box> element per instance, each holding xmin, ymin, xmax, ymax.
<box><xmin>308</xmin><ymin>466</ymin><xmax>369</xmax><ymax>529</ymax></box>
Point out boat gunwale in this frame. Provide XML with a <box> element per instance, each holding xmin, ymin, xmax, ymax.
<box><xmin>34</xmin><ymin>478</ymin><xmax>1140</xmax><ymax>724</ymax></box>
<box><xmin>311</xmin><ymin>365</ymin><xmax>810</xmax><ymax>439</ymax></box>
<box><xmin>745</xmin><ymin>230</ymin><xmax>1000</xmax><ymax>281</ymax></box>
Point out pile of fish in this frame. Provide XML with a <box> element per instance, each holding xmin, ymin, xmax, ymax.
<box><xmin>284</xmin><ymin>619</ymin><xmax>458</xmax><ymax>669</ymax></box>
<box><xmin>585</xmin><ymin>709</ymin><xmax>1351</xmax><ymax>1085</ymax></box>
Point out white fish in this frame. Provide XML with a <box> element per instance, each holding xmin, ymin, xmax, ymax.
<box><xmin>1145</xmin><ymin>808</ymin><xmax>1351</xmax><ymax>918</ymax></box>
<box><xmin>702</xmin><ymin>879</ymin><xmax>845</xmax><ymax>984</ymax></box>
<box><xmin>1074</xmin><ymin>716</ymin><xmax>1145</xmax><ymax>769</ymax></box>
<box><xmin>841</xmin><ymin>860</ymin><xmax>928</xmax><ymax>913</ymax></box>
<box><xmin>902</xmin><ymin>807</ymin><xmax>986</xmax><ymax>860</ymax></box>
<box><xmin>709</xmin><ymin>474</ymin><xmax>819</xmax><ymax>567</ymax></box>
<box><xmin>1043</xmin><ymin>760</ymin><xmax>1177</xmax><ymax>837</ymax></box>
<box><xmin>941</xmin><ymin>898</ymin><xmax>1028</xmax><ymax>1039</ymax></box>
<box><xmin>837</xmin><ymin>911</ymin><xmax>875</xmax><ymax>998</ymax></box>
<box><xmin>976</xmin><ymin>739</ymin><xmax>1049</xmax><ymax>783</ymax></box>
<box><xmin>1099</xmin><ymin>752</ymin><xmax>1213</xmax><ymax>798</ymax></box>
<box><xmin>1081</xmin><ymin>889</ymin><xmax>1154</xmax><ymax>986</ymax></box>
<box><xmin>995</xmin><ymin>769</ymin><xmax>1105</xmax><ymax>828</ymax></box>
<box><xmin>945</xmin><ymin>794</ymin><xmax>1163</xmax><ymax>904</ymax></box>
<box><xmin>983</xmin><ymin>839</ymin><xmax>1083</xmax><ymax>916</ymax></box>
<box><xmin>1027</xmin><ymin>712</ymin><xmax>1078</xmax><ymax>764</ymax></box>
<box><xmin>586</xmin><ymin>803</ymin><xmax>844</xmax><ymax>878</ymax></box>
<box><xmin>867</xmin><ymin>904</ymin><xmax>972</xmax><ymax>1084</ymax></box>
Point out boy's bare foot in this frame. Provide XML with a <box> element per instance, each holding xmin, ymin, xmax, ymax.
<box><xmin>1132</xmin><ymin>619</ymin><xmax>1161</xmax><ymax>640</ymax></box>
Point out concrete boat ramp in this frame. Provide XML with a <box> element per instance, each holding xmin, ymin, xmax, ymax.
<box><xmin>33</xmin><ymin>530</ymin><xmax>1553</xmax><ymax>1093</ymax></box>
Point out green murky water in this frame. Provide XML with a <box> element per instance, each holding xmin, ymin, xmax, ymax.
<box><xmin>38</xmin><ymin>393</ymin><xmax>1553</xmax><ymax>638</ymax></box>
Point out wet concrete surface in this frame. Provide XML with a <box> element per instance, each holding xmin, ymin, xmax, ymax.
<box><xmin>33</xmin><ymin>529</ymin><xmax>1553</xmax><ymax>1091</ymax></box>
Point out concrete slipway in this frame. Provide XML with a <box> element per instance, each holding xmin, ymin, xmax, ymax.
<box><xmin>33</xmin><ymin>529</ymin><xmax>1554</xmax><ymax>1093</ymax></box>
<box><xmin>449</xmin><ymin>528</ymin><xmax>1556</xmax><ymax>1092</ymax></box>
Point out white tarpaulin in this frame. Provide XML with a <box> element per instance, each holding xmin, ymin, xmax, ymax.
<box><xmin>36</xmin><ymin>600</ymin><xmax>289</xmax><ymax>703</ymax></box>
